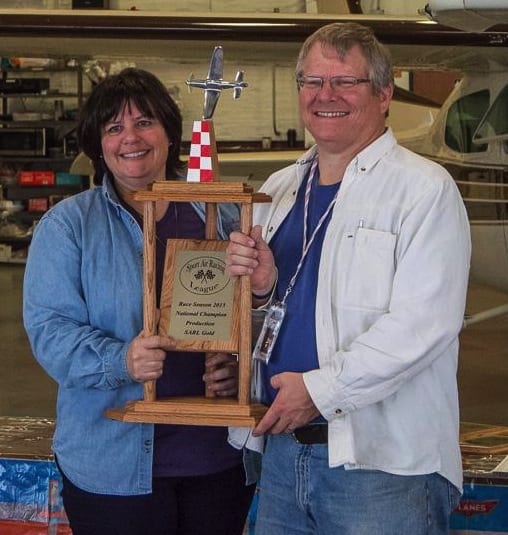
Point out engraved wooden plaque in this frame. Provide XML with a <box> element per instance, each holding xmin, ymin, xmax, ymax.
<box><xmin>159</xmin><ymin>240</ymin><xmax>239</xmax><ymax>352</ymax></box>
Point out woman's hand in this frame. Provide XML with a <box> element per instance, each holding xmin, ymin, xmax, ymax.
<box><xmin>126</xmin><ymin>332</ymin><xmax>176</xmax><ymax>382</ymax></box>
<box><xmin>203</xmin><ymin>353</ymin><xmax>239</xmax><ymax>397</ymax></box>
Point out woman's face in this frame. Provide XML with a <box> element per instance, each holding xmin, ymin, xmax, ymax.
<box><xmin>101</xmin><ymin>100</ymin><xmax>170</xmax><ymax>192</ymax></box>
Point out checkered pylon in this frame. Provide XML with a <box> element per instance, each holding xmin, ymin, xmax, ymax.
<box><xmin>186</xmin><ymin>120</ymin><xmax>219</xmax><ymax>182</ymax></box>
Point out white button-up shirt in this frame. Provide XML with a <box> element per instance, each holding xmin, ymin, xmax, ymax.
<box><xmin>252</xmin><ymin>128</ymin><xmax>471</xmax><ymax>491</ymax></box>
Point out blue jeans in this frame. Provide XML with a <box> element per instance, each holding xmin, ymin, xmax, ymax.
<box><xmin>255</xmin><ymin>434</ymin><xmax>460</xmax><ymax>535</ymax></box>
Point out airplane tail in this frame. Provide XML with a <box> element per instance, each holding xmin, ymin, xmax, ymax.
<box><xmin>233</xmin><ymin>71</ymin><xmax>247</xmax><ymax>99</ymax></box>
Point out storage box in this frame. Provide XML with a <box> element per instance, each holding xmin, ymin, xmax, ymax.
<box><xmin>451</xmin><ymin>479</ymin><xmax>508</xmax><ymax>533</ymax></box>
<box><xmin>0</xmin><ymin>78</ymin><xmax>50</xmax><ymax>95</ymax></box>
<box><xmin>450</xmin><ymin>422</ymin><xmax>508</xmax><ymax>534</ymax></box>
<box><xmin>27</xmin><ymin>198</ymin><xmax>48</xmax><ymax>212</ymax></box>
<box><xmin>0</xmin><ymin>417</ymin><xmax>70</xmax><ymax>534</ymax></box>
<box><xmin>0</xmin><ymin>243</ymin><xmax>12</xmax><ymax>261</ymax></box>
<box><xmin>48</xmin><ymin>195</ymin><xmax>68</xmax><ymax>208</ymax></box>
<box><xmin>55</xmin><ymin>172</ymin><xmax>82</xmax><ymax>186</ymax></box>
<box><xmin>18</xmin><ymin>172</ymin><xmax>55</xmax><ymax>186</ymax></box>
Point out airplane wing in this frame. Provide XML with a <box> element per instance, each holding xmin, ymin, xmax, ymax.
<box><xmin>203</xmin><ymin>90</ymin><xmax>221</xmax><ymax>120</ymax></box>
<box><xmin>207</xmin><ymin>46</ymin><xmax>224</xmax><ymax>82</ymax></box>
<box><xmin>426</xmin><ymin>0</ymin><xmax>508</xmax><ymax>32</ymax></box>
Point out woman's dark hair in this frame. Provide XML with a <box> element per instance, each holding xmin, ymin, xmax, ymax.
<box><xmin>76</xmin><ymin>67</ymin><xmax>184</xmax><ymax>185</ymax></box>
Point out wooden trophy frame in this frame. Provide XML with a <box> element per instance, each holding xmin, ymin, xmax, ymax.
<box><xmin>106</xmin><ymin>180</ymin><xmax>270</xmax><ymax>427</ymax></box>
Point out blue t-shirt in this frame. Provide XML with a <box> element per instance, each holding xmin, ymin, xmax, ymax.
<box><xmin>261</xmin><ymin>171</ymin><xmax>340</xmax><ymax>405</ymax></box>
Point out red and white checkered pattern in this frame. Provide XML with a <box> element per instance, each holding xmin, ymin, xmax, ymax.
<box><xmin>186</xmin><ymin>120</ymin><xmax>216</xmax><ymax>182</ymax></box>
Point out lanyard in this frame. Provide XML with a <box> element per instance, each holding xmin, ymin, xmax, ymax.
<box><xmin>280</xmin><ymin>157</ymin><xmax>340</xmax><ymax>305</ymax></box>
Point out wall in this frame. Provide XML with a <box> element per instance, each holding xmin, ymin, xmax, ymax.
<box><xmin>1</xmin><ymin>0</ymin><xmax>430</xmax><ymax>146</ymax></box>
<box><xmin>85</xmin><ymin>57</ymin><xmax>302</xmax><ymax>145</ymax></box>
<box><xmin>360</xmin><ymin>0</ymin><xmax>423</xmax><ymax>16</ymax></box>
<box><xmin>1</xmin><ymin>0</ymin><xmax>428</xmax><ymax>16</ymax></box>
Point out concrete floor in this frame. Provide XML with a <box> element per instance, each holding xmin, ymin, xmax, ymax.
<box><xmin>0</xmin><ymin>263</ymin><xmax>507</xmax><ymax>426</ymax></box>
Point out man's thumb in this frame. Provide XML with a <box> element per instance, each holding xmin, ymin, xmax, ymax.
<box><xmin>270</xmin><ymin>374</ymin><xmax>281</xmax><ymax>390</ymax></box>
<box><xmin>250</xmin><ymin>224</ymin><xmax>263</xmax><ymax>243</ymax></box>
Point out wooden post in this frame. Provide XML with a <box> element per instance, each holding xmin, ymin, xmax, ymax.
<box><xmin>143</xmin><ymin>200</ymin><xmax>157</xmax><ymax>402</ymax></box>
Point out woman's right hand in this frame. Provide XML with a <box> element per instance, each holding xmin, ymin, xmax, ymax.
<box><xmin>226</xmin><ymin>224</ymin><xmax>276</xmax><ymax>297</ymax></box>
<box><xmin>126</xmin><ymin>333</ymin><xmax>176</xmax><ymax>382</ymax></box>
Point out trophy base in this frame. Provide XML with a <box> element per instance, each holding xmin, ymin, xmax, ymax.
<box><xmin>105</xmin><ymin>396</ymin><xmax>267</xmax><ymax>427</ymax></box>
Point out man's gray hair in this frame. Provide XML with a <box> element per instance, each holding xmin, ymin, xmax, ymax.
<box><xmin>296</xmin><ymin>22</ymin><xmax>394</xmax><ymax>95</ymax></box>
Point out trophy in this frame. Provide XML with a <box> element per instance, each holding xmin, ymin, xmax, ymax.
<box><xmin>106</xmin><ymin>47</ymin><xmax>269</xmax><ymax>427</ymax></box>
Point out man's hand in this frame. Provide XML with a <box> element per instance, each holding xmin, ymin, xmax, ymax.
<box><xmin>226</xmin><ymin>225</ymin><xmax>277</xmax><ymax>297</ymax></box>
<box><xmin>203</xmin><ymin>353</ymin><xmax>239</xmax><ymax>397</ymax></box>
<box><xmin>253</xmin><ymin>372</ymin><xmax>321</xmax><ymax>436</ymax></box>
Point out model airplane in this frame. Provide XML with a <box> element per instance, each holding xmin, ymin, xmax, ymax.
<box><xmin>185</xmin><ymin>46</ymin><xmax>248</xmax><ymax>120</ymax></box>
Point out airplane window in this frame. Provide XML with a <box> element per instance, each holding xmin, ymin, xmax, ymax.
<box><xmin>444</xmin><ymin>89</ymin><xmax>489</xmax><ymax>153</ymax></box>
<box><xmin>474</xmin><ymin>85</ymin><xmax>508</xmax><ymax>143</ymax></box>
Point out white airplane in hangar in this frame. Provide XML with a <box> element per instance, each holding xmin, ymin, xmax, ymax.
<box><xmin>393</xmin><ymin>0</ymin><xmax>508</xmax><ymax>324</ymax></box>
<box><xmin>296</xmin><ymin>0</ymin><xmax>508</xmax><ymax>322</ymax></box>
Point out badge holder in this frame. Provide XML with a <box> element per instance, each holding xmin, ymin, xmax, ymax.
<box><xmin>252</xmin><ymin>302</ymin><xmax>286</xmax><ymax>364</ymax></box>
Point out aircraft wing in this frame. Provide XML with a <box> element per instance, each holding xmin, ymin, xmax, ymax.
<box><xmin>426</xmin><ymin>0</ymin><xmax>508</xmax><ymax>32</ymax></box>
<box><xmin>203</xmin><ymin>90</ymin><xmax>221</xmax><ymax>120</ymax></box>
<box><xmin>207</xmin><ymin>46</ymin><xmax>224</xmax><ymax>82</ymax></box>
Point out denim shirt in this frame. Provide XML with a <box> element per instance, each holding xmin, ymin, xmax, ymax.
<box><xmin>23</xmin><ymin>175</ymin><xmax>241</xmax><ymax>495</ymax></box>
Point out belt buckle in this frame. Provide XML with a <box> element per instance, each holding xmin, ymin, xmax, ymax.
<box><xmin>291</xmin><ymin>430</ymin><xmax>304</xmax><ymax>444</ymax></box>
<box><xmin>291</xmin><ymin>424</ymin><xmax>328</xmax><ymax>445</ymax></box>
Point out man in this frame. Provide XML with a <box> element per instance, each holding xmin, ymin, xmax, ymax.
<box><xmin>226</xmin><ymin>22</ymin><xmax>471</xmax><ymax>534</ymax></box>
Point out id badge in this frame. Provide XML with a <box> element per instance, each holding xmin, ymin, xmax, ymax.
<box><xmin>252</xmin><ymin>301</ymin><xmax>286</xmax><ymax>364</ymax></box>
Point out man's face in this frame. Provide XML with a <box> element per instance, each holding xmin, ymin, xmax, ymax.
<box><xmin>298</xmin><ymin>43</ymin><xmax>392</xmax><ymax>155</ymax></box>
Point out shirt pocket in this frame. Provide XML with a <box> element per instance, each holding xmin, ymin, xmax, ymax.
<box><xmin>342</xmin><ymin>227</ymin><xmax>397</xmax><ymax>312</ymax></box>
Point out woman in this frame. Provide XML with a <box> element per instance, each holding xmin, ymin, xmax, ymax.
<box><xmin>23</xmin><ymin>68</ymin><xmax>255</xmax><ymax>535</ymax></box>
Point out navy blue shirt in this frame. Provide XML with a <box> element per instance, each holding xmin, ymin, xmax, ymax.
<box><xmin>262</xmin><ymin>173</ymin><xmax>340</xmax><ymax>405</ymax></box>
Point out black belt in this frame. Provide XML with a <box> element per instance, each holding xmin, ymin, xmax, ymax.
<box><xmin>292</xmin><ymin>424</ymin><xmax>328</xmax><ymax>445</ymax></box>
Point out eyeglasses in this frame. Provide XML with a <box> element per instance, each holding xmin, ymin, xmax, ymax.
<box><xmin>296</xmin><ymin>75</ymin><xmax>371</xmax><ymax>92</ymax></box>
